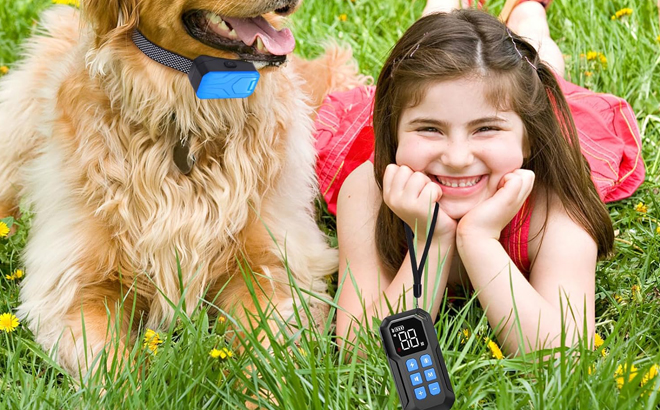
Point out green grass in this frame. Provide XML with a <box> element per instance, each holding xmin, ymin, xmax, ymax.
<box><xmin>1</xmin><ymin>0</ymin><xmax>660</xmax><ymax>408</ymax></box>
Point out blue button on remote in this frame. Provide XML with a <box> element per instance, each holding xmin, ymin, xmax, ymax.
<box><xmin>428</xmin><ymin>382</ymin><xmax>441</xmax><ymax>396</ymax></box>
<box><xmin>414</xmin><ymin>386</ymin><xmax>427</xmax><ymax>400</ymax></box>
<box><xmin>424</xmin><ymin>368</ymin><xmax>437</xmax><ymax>381</ymax></box>
<box><xmin>406</xmin><ymin>358</ymin><xmax>419</xmax><ymax>372</ymax></box>
<box><xmin>410</xmin><ymin>372</ymin><xmax>423</xmax><ymax>386</ymax></box>
<box><xmin>420</xmin><ymin>354</ymin><xmax>433</xmax><ymax>367</ymax></box>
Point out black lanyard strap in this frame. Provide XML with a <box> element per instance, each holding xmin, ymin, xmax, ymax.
<box><xmin>403</xmin><ymin>202</ymin><xmax>440</xmax><ymax>305</ymax></box>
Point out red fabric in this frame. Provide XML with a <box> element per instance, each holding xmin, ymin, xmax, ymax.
<box><xmin>314</xmin><ymin>79</ymin><xmax>644</xmax><ymax>274</ymax></box>
<box><xmin>314</xmin><ymin>86</ymin><xmax>376</xmax><ymax>216</ymax></box>
<box><xmin>556</xmin><ymin>75</ymin><xmax>645</xmax><ymax>202</ymax></box>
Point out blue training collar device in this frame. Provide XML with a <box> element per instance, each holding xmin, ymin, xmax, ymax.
<box><xmin>132</xmin><ymin>29</ymin><xmax>259</xmax><ymax>99</ymax></box>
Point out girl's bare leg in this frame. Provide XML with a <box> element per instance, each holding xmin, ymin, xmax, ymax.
<box><xmin>506</xmin><ymin>1</ymin><xmax>565</xmax><ymax>77</ymax></box>
<box><xmin>422</xmin><ymin>0</ymin><xmax>466</xmax><ymax>16</ymax></box>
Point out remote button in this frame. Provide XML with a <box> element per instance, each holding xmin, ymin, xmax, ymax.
<box><xmin>406</xmin><ymin>358</ymin><xmax>419</xmax><ymax>372</ymax></box>
<box><xmin>424</xmin><ymin>368</ymin><xmax>437</xmax><ymax>381</ymax></box>
<box><xmin>414</xmin><ymin>386</ymin><xmax>427</xmax><ymax>400</ymax></box>
<box><xmin>224</xmin><ymin>61</ymin><xmax>238</xmax><ymax>68</ymax></box>
<box><xmin>420</xmin><ymin>354</ymin><xmax>433</xmax><ymax>367</ymax></box>
<box><xmin>410</xmin><ymin>372</ymin><xmax>423</xmax><ymax>386</ymax></box>
<box><xmin>428</xmin><ymin>382</ymin><xmax>441</xmax><ymax>396</ymax></box>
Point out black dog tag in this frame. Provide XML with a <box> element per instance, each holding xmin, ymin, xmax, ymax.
<box><xmin>173</xmin><ymin>139</ymin><xmax>195</xmax><ymax>175</ymax></box>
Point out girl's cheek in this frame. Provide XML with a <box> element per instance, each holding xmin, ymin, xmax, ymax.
<box><xmin>482</xmin><ymin>142</ymin><xmax>525</xmax><ymax>171</ymax></box>
<box><xmin>396</xmin><ymin>137</ymin><xmax>438</xmax><ymax>166</ymax></box>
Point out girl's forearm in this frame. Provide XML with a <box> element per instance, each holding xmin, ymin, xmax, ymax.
<box><xmin>456</xmin><ymin>235</ymin><xmax>593</xmax><ymax>356</ymax></box>
<box><xmin>342</xmin><ymin>235</ymin><xmax>455</xmax><ymax>350</ymax></box>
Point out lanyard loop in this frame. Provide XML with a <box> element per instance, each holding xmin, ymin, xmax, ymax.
<box><xmin>403</xmin><ymin>202</ymin><xmax>440</xmax><ymax>308</ymax></box>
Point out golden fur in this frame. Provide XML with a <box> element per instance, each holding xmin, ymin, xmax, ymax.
<box><xmin>0</xmin><ymin>0</ymin><xmax>364</xmax><ymax>375</ymax></box>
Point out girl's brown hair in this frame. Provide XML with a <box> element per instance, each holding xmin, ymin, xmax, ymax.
<box><xmin>372</xmin><ymin>9</ymin><xmax>614</xmax><ymax>276</ymax></box>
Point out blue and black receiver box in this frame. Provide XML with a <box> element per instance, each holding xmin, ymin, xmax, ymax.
<box><xmin>188</xmin><ymin>56</ymin><xmax>260</xmax><ymax>99</ymax></box>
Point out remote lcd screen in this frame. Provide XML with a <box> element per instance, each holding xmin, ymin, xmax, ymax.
<box><xmin>388</xmin><ymin>316</ymin><xmax>429</xmax><ymax>357</ymax></box>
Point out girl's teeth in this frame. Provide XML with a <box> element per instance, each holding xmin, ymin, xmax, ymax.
<box><xmin>437</xmin><ymin>176</ymin><xmax>482</xmax><ymax>187</ymax></box>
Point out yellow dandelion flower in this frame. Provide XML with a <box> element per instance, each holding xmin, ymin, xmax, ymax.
<box><xmin>614</xmin><ymin>363</ymin><xmax>638</xmax><ymax>389</ymax></box>
<box><xmin>614</xmin><ymin>293</ymin><xmax>623</xmax><ymax>303</ymax></box>
<box><xmin>612</xmin><ymin>8</ymin><xmax>633</xmax><ymax>20</ymax></box>
<box><xmin>657</xmin><ymin>35</ymin><xmax>660</xmax><ymax>43</ymax></box>
<box><xmin>0</xmin><ymin>66</ymin><xmax>8</xmax><ymax>75</ymax></box>
<box><xmin>585</xmin><ymin>71</ymin><xmax>592</xmax><ymax>77</ymax></box>
<box><xmin>6</xmin><ymin>269</ymin><xmax>24</xmax><ymax>280</ymax></box>
<box><xmin>656</xmin><ymin>226</ymin><xmax>660</xmax><ymax>234</ymax></box>
<box><xmin>460</xmin><ymin>328</ymin><xmax>471</xmax><ymax>344</ymax></box>
<box><xmin>218</xmin><ymin>316</ymin><xmax>226</xmax><ymax>323</ymax></box>
<box><xmin>484</xmin><ymin>337</ymin><xmax>503</xmax><ymax>360</ymax></box>
<box><xmin>580</xmin><ymin>53</ymin><xmax>586</xmax><ymax>59</ymax></box>
<box><xmin>594</xmin><ymin>333</ymin><xmax>604</xmax><ymax>348</ymax></box>
<box><xmin>632</xmin><ymin>284</ymin><xmax>640</xmax><ymax>297</ymax></box>
<box><xmin>586</xmin><ymin>51</ymin><xmax>598</xmax><ymax>61</ymax></box>
<box><xmin>598</xmin><ymin>53</ymin><xmax>607</xmax><ymax>65</ymax></box>
<box><xmin>588</xmin><ymin>364</ymin><xmax>595</xmax><ymax>375</ymax></box>
<box><xmin>0</xmin><ymin>313</ymin><xmax>20</xmax><ymax>333</ymax></box>
<box><xmin>634</xmin><ymin>202</ymin><xmax>648</xmax><ymax>213</ymax></box>
<box><xmin>209</xmin><ymin>348</ymin><xmax>222</xmax><ymax>359</ymax></box>
<box><xmin>143</xmin><ymin>328</ymin><xmax>163</xmax><ymax>354</ymax></box>
<box><xmin>217</xmin><ymin>347</ymin><xmax>233</xmax><ymax>359</ymax></box>
<box><xmin>0</xmin><ymin>221</ymin><xmax>9</xmax><ymax>237</ymax></box>
<box><xmin>338</xmin><ymin>14</ymin><xmax>347</xmax><ymax>22</ymax></box>
<box><xmin>642</xmin><ymin>364</ymin><xmax>659</xmax><ymax>387</ymax></box>
<box><xmin>52</xmin><ymin>0</ymin><xmax>80</xmax><ymax>7</ymax></box>
<box><xmin>593</xmin><ymin>333</ymin><xmax>609</xmax><ymax>357</ymax></box>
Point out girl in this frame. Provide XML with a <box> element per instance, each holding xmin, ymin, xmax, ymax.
<box><xmin>314</xmin><ymin>1</ymin><xmax>644</xmax><ymax>356</ymax></box>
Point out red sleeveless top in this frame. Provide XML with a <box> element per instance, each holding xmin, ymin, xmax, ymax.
<box><xmin>314</xmin><ymin>78</ymin><xmax>644</xmax><ymax>277</ymax></box>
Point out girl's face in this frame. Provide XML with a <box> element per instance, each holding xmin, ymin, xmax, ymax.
<box><xmin>396</xmin><ymin>77</ymin><xmax>527</xmax><ymax>220</ymax></box>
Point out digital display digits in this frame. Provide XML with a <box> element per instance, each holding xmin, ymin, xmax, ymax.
<box><xmin>389</xmin><ymin>317</ymin><xmax>429</xmax><ymax>356</ymax></box>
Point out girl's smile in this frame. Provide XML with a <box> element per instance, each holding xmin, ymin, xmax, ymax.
<box><xmin>431</xmin><ymin>173</ymin><xmax>489</xmax><ymax>197</ymax></box>
<box><xmin>396</xmin><ymin>77</ymin><xmax>528</xmax><ymax>220</ymax></box>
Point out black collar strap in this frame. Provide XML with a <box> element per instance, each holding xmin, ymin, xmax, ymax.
<box><xmin>131</xmin><ymin>29</ymin><xmax>193</xmax><ymax>74</ymax></box>
<box><xmin>404</xmin><ymin>202</ymin><xmax>440</xmax><ymax>304</ymax></box>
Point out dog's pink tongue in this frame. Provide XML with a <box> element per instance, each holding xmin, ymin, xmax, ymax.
<box><xmin>222</xmin><ymin>16</ymin><xmax>295</xmax><ymax>55</ymax></box>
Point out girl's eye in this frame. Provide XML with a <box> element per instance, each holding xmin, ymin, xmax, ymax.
<box><xmin>418</xmin><ymin>127</ymin><xmax>440</xmax><ymax>133</ymax></box>
<box><xmin>477</xmin><ymin>126</ymin><xmax>499</xmax><ymax>133</ymax></box>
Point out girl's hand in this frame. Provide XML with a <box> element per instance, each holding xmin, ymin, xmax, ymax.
<box><xmin>457</xmin><ymin>169</ymin><xmax>535</xmax><ymax>240</ymax></box>
<box><xmin>383</xmin><ymin>164</ymin><xmax>458</xmax><ymax>241</ymax></box>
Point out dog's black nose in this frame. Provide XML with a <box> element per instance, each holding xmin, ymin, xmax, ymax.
<box><xmin>274</xmin><ymin>0</ymin><xmax>299</xmax><ymax>16</ymax></box>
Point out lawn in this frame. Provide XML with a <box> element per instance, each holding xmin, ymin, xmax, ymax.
<box><xmin>1</xmin><ymin>0</ymin><xmax>660</xmax><ymax>408</ymax></box>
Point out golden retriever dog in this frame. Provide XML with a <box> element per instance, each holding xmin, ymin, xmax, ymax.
<box><xmin>0</xmin><ymin>0</ymin><xmax>363</xmax><ymax>376</ymax></box>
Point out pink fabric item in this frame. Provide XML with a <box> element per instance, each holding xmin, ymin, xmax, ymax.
<box><xmin>556</xmin><ymin>75</ymin><xmax>645</xmax><ymax>202</ymax></box>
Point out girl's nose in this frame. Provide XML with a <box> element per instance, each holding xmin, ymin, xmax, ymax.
<box><xmin>440</xmin><ymin>139</ymin><xmax>474</xmax><ymax>169</ymax></box>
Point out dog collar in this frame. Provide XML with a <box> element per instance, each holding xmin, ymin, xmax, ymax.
<box><xmin>131</xmin><ymin>29</ymin><xmax>259</xmax><ymax>99</ymax></box>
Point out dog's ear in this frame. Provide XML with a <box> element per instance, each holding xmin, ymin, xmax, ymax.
<box><xmin>81</xmin><ymin>0</ymin><xmax>139</xmax><ymax>42</ymax></box>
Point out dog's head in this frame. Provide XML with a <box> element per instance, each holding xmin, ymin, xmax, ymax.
<box><xmin>83</xmin><ymin>0</ymin><xmax>302</xmax><ymax>67</ymax></box>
